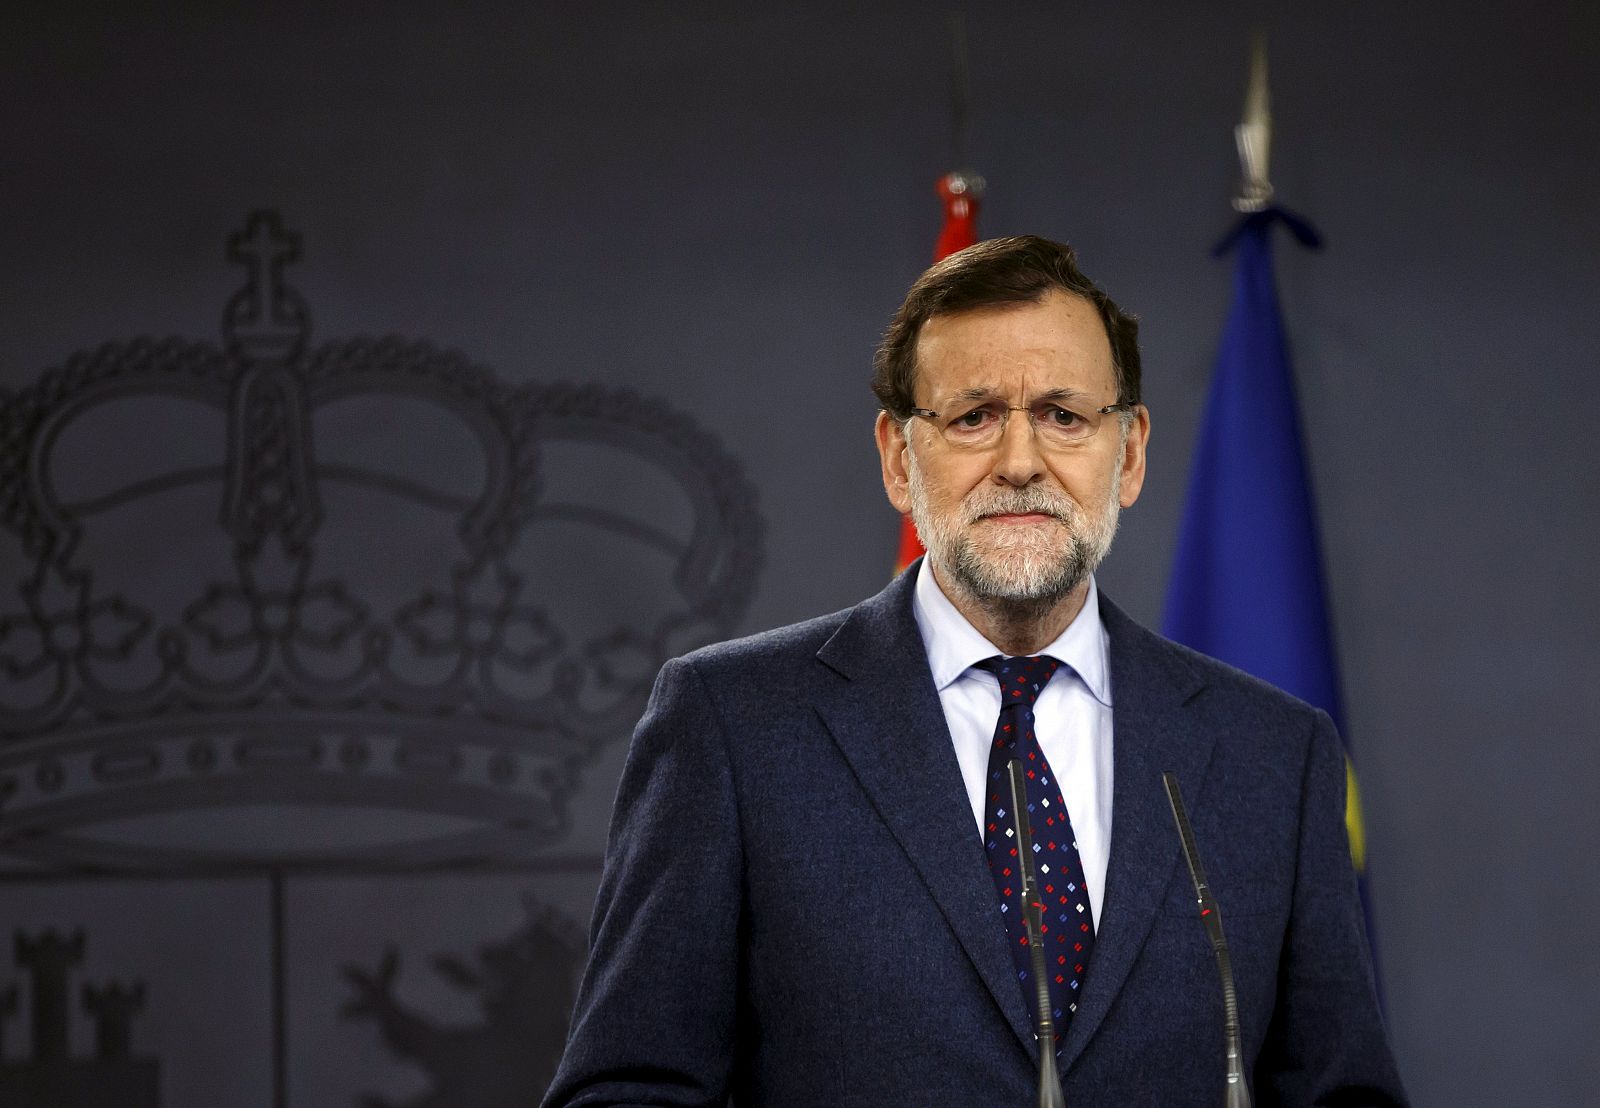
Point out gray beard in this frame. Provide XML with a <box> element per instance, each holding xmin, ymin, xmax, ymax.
<box><xmin>907</xmin><ymin>451</ymin><xmax>1122</xmax><ymax>622</ymax></box>
<box><xmin>947</xmin><ymin>520</ymin><xmax>1097</xmax><ymax>612</ymax></box>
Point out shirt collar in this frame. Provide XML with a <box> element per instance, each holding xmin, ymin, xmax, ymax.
<box><xmin>911</xmin><ymin>556</ymin><xmax>1113</xmax><ymax>707</ymax></box>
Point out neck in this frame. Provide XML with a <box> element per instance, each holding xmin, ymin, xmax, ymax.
<box><xmin>929</xmin><ymin>559</ymin><xmax>1090</xmax><ymax>656</ymax></box>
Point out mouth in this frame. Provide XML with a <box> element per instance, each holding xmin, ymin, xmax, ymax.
<box><xmin>977</xmin><ymin>511</ymin><xmax>1059</xmax><ymax>525</ymax></box>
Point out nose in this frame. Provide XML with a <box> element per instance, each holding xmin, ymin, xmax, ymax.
<box><xmin>989</xmin><ymin>408</ymin><xmax>1046</xmax><ymax>487</ymax></box>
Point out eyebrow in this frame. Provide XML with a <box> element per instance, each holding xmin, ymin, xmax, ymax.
<box><xmin>944</xmin><ymin>386</ymin><xmax>1095</xmax><ymax>405</ymax></box>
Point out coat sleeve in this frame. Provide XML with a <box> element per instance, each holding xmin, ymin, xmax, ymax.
<box><xmin>1256</xmin><ymin>708</ymin><xmax>1408</xmax><ymax>1106</ymax></box>
<box><xmin>543</xmin><ymin>656</ymin><xmax>744</xmax><ymax>1108</ymax></box>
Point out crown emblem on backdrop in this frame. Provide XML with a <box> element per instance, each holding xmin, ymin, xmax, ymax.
<box><xmin>0</xmin><ymin>211</ymin><xmax>764</xmax><ymax>873</ymax></box>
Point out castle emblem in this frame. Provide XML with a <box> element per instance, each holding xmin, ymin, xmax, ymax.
<box><xmin>0</xmin><ymin>929</ymin><xmax>158</xmax><ymax>1106</ymax></box>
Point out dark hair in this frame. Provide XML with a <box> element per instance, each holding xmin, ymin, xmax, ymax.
<box><xmin>871</xmin><ymin>235</ymin><xmax>1142</xmax><ymax>419</ymax></box>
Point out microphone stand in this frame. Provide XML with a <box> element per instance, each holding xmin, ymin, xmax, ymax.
<box><xmin>1006</xmin><ymin>759</ymin><xmax>1067</xmax><ymax>1108</ymax></box>
<box><xmin>1162</xmin><ymin>772</ymin><xmax>1251</xmax><ymax>1108</ymax></box>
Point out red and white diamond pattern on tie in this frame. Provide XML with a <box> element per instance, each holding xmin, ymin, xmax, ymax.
<box><xmin>976</xmin><ymin>654</ymin><xmax>1094</xmax><ymax>1053</ymax></box>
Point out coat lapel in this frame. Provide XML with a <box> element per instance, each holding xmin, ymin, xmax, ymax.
<box><xmin>813</xmin><ymin>569</ymin><xmax>1037</xmax><ymax>1056</ymax></box>
<box><xmin>1057</xmin><ymin>596</ymin><xmax>1214</xmax><ymax>1072</ymax></box>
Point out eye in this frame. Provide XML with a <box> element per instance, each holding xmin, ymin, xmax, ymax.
<box><xmin>951</xmin><ymin>406</ymin><xmax>998</xmax><ymax>430</ymax></box>
<box><xmin>1041</xmin><ymin>405</ymin><xmax>1083</xmax><ymax>428</ymax></box>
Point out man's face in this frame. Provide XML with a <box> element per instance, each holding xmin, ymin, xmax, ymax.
<box><xmin>875</xmin><ymin>289</ymin><xmax>1150</xmax><ymax>607</ymax></box>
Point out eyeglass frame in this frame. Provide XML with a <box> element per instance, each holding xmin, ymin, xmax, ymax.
<box><xmin>902</xmin><ymin>398</ymin><xmax>1139</xmax><ymax>448</ymax></box>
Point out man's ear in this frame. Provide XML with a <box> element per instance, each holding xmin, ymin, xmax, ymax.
<box><xmin>1117</xmin><ymin>405</ymin><xmax>1151</xmax><ymax>508</ymax></box>
<box><xmin>875</xmin><ymin>411</ymin><xmax>913</xmax><ymax>515</ymax></box>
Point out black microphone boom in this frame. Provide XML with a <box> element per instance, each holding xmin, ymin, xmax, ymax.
<box><xmin>1006</xmin><ymin>759</ymin><xmax>1068</xmax><ymax>1108</ymax></box>
<box><xmin>1161</xmin><ymin>772</ymin><xmax>1252</xmax><ymax>1108</ymax></box>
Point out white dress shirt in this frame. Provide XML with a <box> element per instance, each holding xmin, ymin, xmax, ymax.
<box><xmin>911</xmin><ymin>558</ymin><xmax>1114</xmax><ymax>930</ymax></box>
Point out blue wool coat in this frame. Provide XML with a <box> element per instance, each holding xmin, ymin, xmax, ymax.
<box><xmin>545</xmin><ymin>566</ymin><xmax>1406</xmax><ymax>1107</ymax></box>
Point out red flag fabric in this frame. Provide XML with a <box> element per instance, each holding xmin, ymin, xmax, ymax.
<box><xmin>895</xmin><ymin>172</ymin><xmax>983</xmax><ymax>574</ymax></box>
<box><xmin>932</xmin><ymin>172</ymin><xmax>981</xmax><ymax>262</ymax></box>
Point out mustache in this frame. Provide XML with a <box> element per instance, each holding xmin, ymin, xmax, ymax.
<box><xmin>964</xmin><ymin>488</ymin><xmax>1078</xmax><ymax>524</ymax></box>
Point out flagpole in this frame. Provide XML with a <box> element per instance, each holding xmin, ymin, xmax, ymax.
<box><xmin>1164</xmin><ymin>32</ymin><xmax>1386</xmax><ymax>1005</ymax></box>
<box><xmin>1233</xmin><ymin>32</ymin><xmax>1273</xmax><ymax>213</ymax></box>
<box><xmin>894</xmin><ymin>15</ymin><xmax>986</xmax><ymax>575</ymax></box>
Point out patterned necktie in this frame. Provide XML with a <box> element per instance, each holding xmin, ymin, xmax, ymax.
<box><xmin>976</xmin><ymin>654</ymin><xmax>1095</xmax><ymax>1050</ymax></box>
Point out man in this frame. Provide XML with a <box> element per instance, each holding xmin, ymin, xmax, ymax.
<box><xmin>545</xmin><ymin>237</ymin><xmax>1405</xmax><ymax>1106</ymax></box>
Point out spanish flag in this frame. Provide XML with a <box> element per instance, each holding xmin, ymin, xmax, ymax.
<box><xmin>894</xmin><ymin>172</ymin><xmax>982</xmax><ymax>574</ymax></box>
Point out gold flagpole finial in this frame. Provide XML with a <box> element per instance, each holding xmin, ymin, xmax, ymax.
<box><xmin>1233</xmin><ymin>32</ymin><xmax>1273</xmax><ymax>212</ymax></box>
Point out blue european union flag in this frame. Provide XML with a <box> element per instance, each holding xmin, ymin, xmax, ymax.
<box><xmin>1163</xmin><ymin>207</ymin><xmax>1382</xmax><ymax>977</ymax></box>
<box><xmin>1163</xmin><ymin>207</ymin><xmax>1339</xmax><ymax>719</ymax></box>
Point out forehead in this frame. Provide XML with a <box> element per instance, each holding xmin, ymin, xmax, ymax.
<box><xmin>913</xmin><ymin>289</ymin><xmax>1116</xmax><ymax>401</ymax></box>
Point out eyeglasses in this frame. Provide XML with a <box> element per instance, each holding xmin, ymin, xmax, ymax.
<box><xmin>906</xmin><ymin>398</ymin><xmax>1137</xmax><ymax>451</ymax></box>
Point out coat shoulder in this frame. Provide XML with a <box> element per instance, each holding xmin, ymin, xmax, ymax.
<box><xmin>671</xmin><ymin>566</ymin><xmax>919</xmax><ymax>688</ymax></box>
<box><xmin>674</xmin><ymin>604</ymin><xmax>853</xmax><ymax>681</ymax></box>
<box><xmin>1101</xmin><ymin>596</ymin><xmax>1330</xmax><ymax>733</ymax></box>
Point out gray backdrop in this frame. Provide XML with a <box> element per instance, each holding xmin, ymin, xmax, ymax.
<box><xmin>1</xmin><ymin>2</ymin><xmax>1596</xmax><ymax>1106</ymax></box>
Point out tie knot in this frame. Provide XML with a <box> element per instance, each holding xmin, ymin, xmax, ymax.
<box><xmin>976</xmin><ymin>654</ymin><xmax>1061</xmax><ymax>709</ymax></box>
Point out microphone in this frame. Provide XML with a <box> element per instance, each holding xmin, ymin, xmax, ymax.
<box><xmin>1161</xmin><ymin>772</ymin><xmax>1251</xmax><ymax>1108</ymax></box>
<box><xmin>1006</xmin><ymin>759</ymin><xmax>1067</xmax><ymax>1108</ymax></box>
